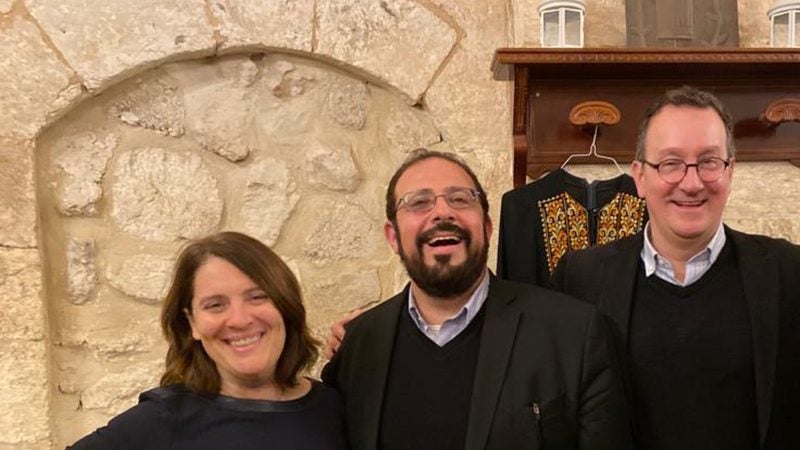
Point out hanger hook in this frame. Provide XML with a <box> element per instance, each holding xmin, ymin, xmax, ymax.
<box><xmin>590</xmin><ymin>124</ymin><xmax>599</xmax><ymax>155</ymax></box>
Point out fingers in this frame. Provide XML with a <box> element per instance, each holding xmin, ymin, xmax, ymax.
<box><xmin>324</xmin><ymin>301</ymin><xmax>377</xmax><ymax>359</ymax></box>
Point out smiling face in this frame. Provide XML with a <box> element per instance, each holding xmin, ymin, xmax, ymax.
<box><xmin>631</xmin><ymin>104</ymin><xmax>734</xmax><ymax>255</ymax></box>
<box><xmin>385</xmin><ymin>157</ymin><xmax>492</xmax><ymax>298</ymax></box>
<box><xmin>188</xmin><ymin>256</ymin><xmax>286</xmax><ymax>396</ymax></box>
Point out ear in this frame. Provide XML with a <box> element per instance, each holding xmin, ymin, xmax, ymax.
<box><xmin>484</xmin><ymin>214</ymin><xmax>493</xmax><ymax>242</ymax></box>
<box><xmin>185</xmin><ymin>308</ymin><xmax>201</xmax><ymax>340</ymax></box>
<box><xmin>384</xmin><ymin>220</ymin><xmax>400</xmax><ymax>254</ymax></box>
<box><xmin>630</xmin><ymin>160</ymin><xmax>647</xmax><ymax>198</ymax></box>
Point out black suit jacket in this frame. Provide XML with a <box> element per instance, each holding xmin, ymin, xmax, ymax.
<box><xmin>322</xmin><ymin>276</ymin><xmax>633</xmax><ymax>450</ymax></box>
<box><xmin>551</xmin><ymin>226</ymin><xmax>800</xmax><ymax>449</ymax></box>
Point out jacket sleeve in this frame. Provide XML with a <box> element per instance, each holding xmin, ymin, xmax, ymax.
<box><xmin>577</xmin><ymin>307</ymin><xmax>635</xmax><ymax>450</ymax></box>
<box><xmin>66</xmin><ymin>395</ymin><xmax>173</xmax><ymax>450</ymax></box>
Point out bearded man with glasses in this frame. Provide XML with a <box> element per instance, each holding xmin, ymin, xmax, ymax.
<box><xmin>552</xmin><ymin>86</ymin><xmax>800</xmax><ymax>450</ymax></box>
<box><xmin>323</xmin><ymin>149</ymin><xmax>632</xmax><ymax>450</ymax></box>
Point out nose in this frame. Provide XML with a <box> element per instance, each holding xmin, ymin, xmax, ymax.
<box><xmin>430</xmin><ymin>194</ymin><xmax>456</xmax><ymax>222</ymax></box>
<box><xmin>226</xmin><ymin>300</ymin><xmax>253</xmax><ymax>328</ymax></box>
<box><xmin>678</xmin><ymin>164</ymin><xmax>704</xmax><ymax>192</ymax></box>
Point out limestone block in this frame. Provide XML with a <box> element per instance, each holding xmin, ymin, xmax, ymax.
<box><xmin>384</xmin><ymin>103</ymin><xmax>442</xmax><ymax>153</ymax></box>
<box><xmin>27</xmin><ymin>0</ymin><xmax>215</xmax><ymax>91</ymax></box>
<box><xmin>184</xmin><ymin>85</ymin><xmax>254</xmax><ymax>162</ymax></box>
<box><xmin>307</xmin><ymin>268</ymin><xmax>381</xmax><ymax>314</ymax></box>
<box><xmin>80</xmin><ymin>359</ymin><xmax>162</xmax><ymax>415</ymax></box>
<box><xmin>305</xmin><ymin>139</ymin><xmax>361</xmax><ymax>192</ymax></box>
<box><xmin>585</xmin><ymin>0</ymin><xmax>627</xmax><ymax>47</ymax></box>
<box><xmin>105</xmin><ymin>253</ymin><xmax>174</xmax><ymax>303</ymax></box>
<box><xmin>0</xmin><ymin>138</ymin><xmax>37</xmax><ymax>247</ymax></box>
<box><xmin>110</xmin><ymin>148</ymin><xmax>223</xmax><ymax>242</ymax></box>
<box><xmin>326</xmin><ymin>78</ymin><xmax>369</xmax><ymax>129</ymax></box>
<box><xmin>316</xmin><ymin>0</ymin><xmax>457</xmax><ymax>102</ymax></box>
<box><xmin>0</xmin><ymin>340</ymin><xmax>50</xmax><ymax>444</ymax></box>
<box><xmin>66</xmin><ymin>238</ymin><xmax>97</xmax><ymax>305</ymax></box>
<box><xmin>262</xmin><ymin>59</ymin><xmax>297</xmax><ymax>94</ymax></box>
<box><xmin>303</xmin><ymin>202</ymin><xmax>379</xmax><ymax>265</ymax></box>
<box><xmin>0</xmin><ymin>14</ymin><xmax>81</xmax><ymax>139</ymax></box>
<box><xmin>0</xmin><ymin>1</ymin><xmax>13</xmax><ymax>13</ymax></box>
<box><xmin>738</xmin><ymin>0</ymin><xmax>771</xmax><ymax>47</ymax></box>
<box><xmin>109</xmin><ymin>74</ymin><xmax>185</xmax><ymax>137</ymax></box>
<box><xmin>53</xmin><ymin>133</ymin><xmax>117</xmax><ymax>216</ymax></box>
<box><xmin>0</xmin><ymin>248</ymin><xmax>44</xmax><ymax>340</ymax></box>
<box><xmin>512</xmin><ymin>0</ymin><xmax>539</xmax><ymax>46</ymax></box>
<box><xmin>211</xmin><ymin>0</ymin><xmax>314</xmax><ymax>52</ymax></box>
<box><xmin>56</xmin><ymin>315</ymin><xmax>159</xmax><ymax>359</ymax></box>
<box><xmin>239</xmin><ymin>158</ymin><xmax>299</xmax><ymax>246</ymax></box>
<box><xmin>727</xmin><ymin>163</ymin><xmax>800</xmax><ymax>218</ymax></box>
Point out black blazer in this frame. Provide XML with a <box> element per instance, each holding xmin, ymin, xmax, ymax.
<box><xmin>551</xmin><ymin>227</ymin><xmax>800</xmax><ymax>450</ymax></box>
<box><xmin>322</xmin><ymin>276</ymin><xmax>633</xmax><ymax>450</ymax></box>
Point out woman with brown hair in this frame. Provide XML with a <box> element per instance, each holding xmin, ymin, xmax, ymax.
<box><xmin>68</xmin><ymin>231</ymin><xmax>347</xmax><ymax>449</ymax></box>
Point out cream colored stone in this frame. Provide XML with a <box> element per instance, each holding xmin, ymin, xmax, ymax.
<box><xmin>307</xmin><ymin>268</ymin><xmax>381</xmax><ymax>314</ymax></box>
<box><xmin>66</xmin><ymin>238</ymin><xmax>97</xmax><ymax>305</ymax></box>
<box><xmin>110</xmin><ymin>148</ymin><xmax>223</xmax><ymax>241</ymax></box>
<box><xmin>0</xmin><ymin>248</ymin><xmax>44</xmax><ymax>340</ymax></box>
<box><xmin>0</xmin><ymin>1</ymin><xmax>13</xmax><ymax>13</ymax></box>
<box><xmin>53</xmin><ymin>133</ymin><xmax>117</xmax><ymax>216</ymax></box>
<box><xmin>109</xmin><ymin>73</ymin><xmax>185</xmax><ymax>137</ymax></box>
<box><xmin>326</xmin><ymin>78</ymin><xmax>369</xmax><ymax>129</ymax></box>
<box><xmin>212</xmin><ymin>0</ymin><xmax>314</xmax><ymax>52</ymax></box>
<box><xmin>305</xmin><ymin>139</ymin><xmax>361</xmax><ymax>192</ymax></box>
<box><xmin>184</xmin><ymin>85</ymin><xmax>254</xmax><ymax>162</ymax></box>
<box><xmin>585</xmin><ymin>0</ymin><xmax>627</xmax><ymax>47</ymax></box>
<box><xmin>0</xmin><ymin>139</ymin><xmax>37</xmax><ymax>247</ymax></box>
<box><xmin>727</xmin><ymin>162</ymin><xmax>800</xmax><ymax>217</ymax></box>
<box><xmin>80</xmin><ymin>359</ymin><xmax>162</xmax><ymax>415</ymax></box>
<box><xmin>384</xmin><ymin>103</ymin><xmax>442</xmax><ymax>153</ymax></box>
<box><xmin>239</xmin><ymin>158</ymin><xmax>299</xmax><ymax>246</ymax></box>
<box><xmin>262</xmin><ymin>59</ymin><xmax>297</xmax><ymax>93</ymax></box>
<box><xmin>303</xmin><ymin>202</ymin><xmax>380</xmax><ymax>265</ymax></box>
<box><xmin>738</xmin><ymin>0</ymin><xmax>772</xmax><ymax>47</ymax></box>
<box><xmin>0</xmin><ymin>340</ymin><xmax>50</xmax><ymax>444</ymax></box>
<box><xmin>105</xmin><ymin>253</ymin><xmax>174</xmax><ymax>304</ymax></box>
<box><xmin>27</xmin><ymin>0</ymin><xmax>215</xmax><ymax>91</ymax></box>
<box><xmin>0</xmin><ymin>14</ymin><xmax>81</xmax><ymax>140</ymax></box>
<box><xmin>316</xmin><ymin>0</ymin><xmax>457</xmax><ymax>102</ymax></box>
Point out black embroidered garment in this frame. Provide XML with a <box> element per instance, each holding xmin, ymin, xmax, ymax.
<box><xmin>497</xmin><ymin>169</ymin><xmax>647</xmax><ymax>287</ymax></box>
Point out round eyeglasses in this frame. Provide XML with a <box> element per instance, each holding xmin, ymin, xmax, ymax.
<box><xmin>396</xmin><ymin>187</ymin><xmax>482</xmax><ymax>213</ymax></box>
<box><xmin>640</xmin><ymin>157</ymin><xmax>731</xmax><ymax>184</ymax></box>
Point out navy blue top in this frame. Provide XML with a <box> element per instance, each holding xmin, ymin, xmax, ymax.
<box><xmin>67</xmin><ymin>380</ymin><xmax>348</xmax><ymax>450</ymax></box>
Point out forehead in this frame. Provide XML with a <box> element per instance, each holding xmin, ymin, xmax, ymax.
<box><xmin>395</xmin><ymin>157</ymin><xmax>476</xmax><ymax>194</ymax></box>
<box><xmin>644</xmin><ymin>105</ymin><xmax>727</xmax><ymax>157</ymax></box>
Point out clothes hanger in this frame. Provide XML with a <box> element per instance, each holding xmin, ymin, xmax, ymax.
<box><xmin>561</xmin><ymin>101</ymin><xmax>624</xmax><ymax>175</ymax></box>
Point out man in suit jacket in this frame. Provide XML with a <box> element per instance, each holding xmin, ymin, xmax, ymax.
<box><xmin>552</xmin><ymin>86</ymin><xmax>800</xmax><ymax>450</ymax></box>
<box><xmin>323</xmin><ymin>149</ymin><xmax>632</xmax><ymax>450</ymax></box>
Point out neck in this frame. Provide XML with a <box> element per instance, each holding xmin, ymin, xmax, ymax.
<box><xmin>410</xmin><ymin>270</ymin><xmax>486</xmax><ymax>326</ymax></box>
<box><xmin>649</xmin><ymin>225</ymin><xmax>719</xmax><ymax>282</ymax></box>
<box><xmin>220</xmin><ymin>377</ymin><xmax>309</xmax><ymax>401</ymax></box>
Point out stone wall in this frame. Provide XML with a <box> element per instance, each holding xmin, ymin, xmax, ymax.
<box><xmin>0</xmin><ymin>1</ymin><xmax>796</xmax><ymax>449</ymax></box>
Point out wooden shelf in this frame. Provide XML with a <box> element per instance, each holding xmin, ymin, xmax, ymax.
<box><xmin>492</xmin><ymin>48</ymin><xmax>800</xmax><ymax>187</ymax></box>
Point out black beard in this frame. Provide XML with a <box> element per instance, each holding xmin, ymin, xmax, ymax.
<box><xmin>397</xmin><ymin>221</ymin><xmax>488</xmax><ymax>299</ymax></box>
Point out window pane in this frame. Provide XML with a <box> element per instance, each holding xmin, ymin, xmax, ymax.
<box><xmin>543</xmin><ymin>11</ymin><xmax>560</xmax><ymax>47</ymax></box>
<box><xmin>564</xmin><ymin>9</ymin><xmax>582</xmax><ymax>46</ymax></box>
<box><xmin>794</xmin><ymin>11</ymin><xmax>799</xmax><ymax>47</ymax></box>
<box><xmin>774</xmin><ymin>13</ymin><xmax>789</xmax><ymax>46</ymax></box>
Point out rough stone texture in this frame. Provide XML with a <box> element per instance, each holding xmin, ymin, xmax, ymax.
<box><xmin>0</xmin><ymin>138</ymin><xmax>37</xmax><ymax>247</ymax></box>
<box><xmin>307</xmin><ymin>268</ymin><xmax>381</xmax><ymax>314</ymax></box>
<box><xmin>239</xmin><ymin>158</ymin><xmax>299</xmax><ymax>246</ymax></box>
<box><xmin>0</xmin><ymin>14</ymin><xmax>81</xmax><ymax>140</ymax></box>
<box><xmin>738</xmin><ymin>0</ymin><xmax>772</xmax><ymax>47</ymax></box>
<box><xmin>104</xmin><ymin>253</ymin><xmax>174</xmax><ymax>303</ymax></box>
<box><xmin>512</xmin><ymin>0</ymin><xmax>538</xmax><ymax>46</ymax></box>
<box><xmin>383</xmin><ymin>102</ymin><xmax>442</xmax><ymax>153</ymax></box>
<box><xmin>305</xmin><ymin>139</ymin><xmax>361</xmax><ymax>192</ymax></box>
<box><xmin>65</xmin><ymin>238</ymin><xmax>97</xmax><ymax>305</ymax></box>
<box><xmin>0</xmin><ymin>1</ymin><xmax>13</xmax><ymax>14</ymax></box>
<box><xmin>109</xmin><ymin>73</ymin><xmax>185</xmax><ymax>137</ymax></box>
<box><xmin>316</xmin><ymin>0</ymin><xmax>457</xmax><ymax>102</ymax></box>
<box><xmin>28</xmin><ymin>0</ymin><xmax>216</xmax><ymax>91</ymax></box>
<box><xmin>0</xmin><ymin>340</ymin><xmax>50</xmax><ymax>445</ymax></box>
<box><xmin>53</xmin><ymin>133</ymin><xmax>117</xmax><ymax>216</ymax></box>
<box><xmin>110</xmin><ymin>148</ymin><xmax>223</xmax><ymax>241</ymax></box>
<box><xmin>326</xmin><ymin>78</ymin><xmax>369</xmax><ymax>129</ymax></box>
<box><xmin>212</xmin><ymin>0</ymin><xmax>314</xmax><ymax>52</ymax></box>
<box><xmin>80</xmin><ymin>359</ymin><xmax>161</xmax><ymax>415</ymax></box>
<box><xmin>0</xmin><ymin>248</ymin><xmax>44</xmax><ymax>340</ymax></box>
<box><xmin>185</xmin><ymin>85</ymin><xmax>254</xmax><ymax>161</ymax></box>
<box><xmin>303</xmin><ymin>202</ymin><xmax>379</xmax><ymax>265</ymax></box>
<box><xmin>585</xmin><ymin>0</ymin><xmax>627</xmax><ymax>47</ymax></box>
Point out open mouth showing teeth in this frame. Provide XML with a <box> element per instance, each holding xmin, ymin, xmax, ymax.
<box><xmin>228</xmin><ymin>334</ymin><xmax>262</xmax><ymax>347</ymax></box>
<box><xmin>427</xmin><ymin>235</ymin><xmax>462</xmax><ymax>247</ymax></box>
<box><xmin>675</xmin><ymin>200</ymin><xmax>704</xmax><ymax>207</ymax></box>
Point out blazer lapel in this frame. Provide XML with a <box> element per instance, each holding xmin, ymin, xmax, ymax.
<box><xmin>729</xmin><ymin>228</ymin><xmax>780</xmax><ymax>447</ymax></box>
<box><xmin>465</xmin><ymin>278</ymin><xmax>521</xmax><ymax>450</ymax></box>
<box><xmin>356</xmin><ymin>290</ymin><xmax>406</xmax><ymax>450</ymax></box>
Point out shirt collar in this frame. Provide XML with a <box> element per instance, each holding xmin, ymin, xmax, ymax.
<box><xmin>641</xmin><ymin>221</ymin><xmax>727</xmax><ymax>277</ymax></box>
<box><xmin>407</xmin><ymin>268</ymin><xmax>490</xmax><ymax>334</ymax></box>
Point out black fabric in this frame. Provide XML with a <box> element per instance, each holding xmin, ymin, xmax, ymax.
<box><xmin>67</xmin><ymin>380</ymin><xmax>348</xmax><ymax>450</ymax></box>
<box><xmin>378</xmin><ymin>305</ymin><xmax>484</xmax><ymax>450</ymax></box>
<box><xmin>629</xmin><ymin>243</ymin><xmax>758</xmax><ymax>450</ymax></box>
<box><xmin>498</xmin><ymin>169</ymin><xmax>646</xmax><ymax>287</ymax></box>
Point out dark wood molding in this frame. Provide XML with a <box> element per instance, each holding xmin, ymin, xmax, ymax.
<box><xmin>493</xmin><ymin>48</ymin><xmax>800</xmax><ymax>185</ymax></box>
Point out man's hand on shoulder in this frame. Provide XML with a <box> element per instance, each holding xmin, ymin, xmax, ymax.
<box><xmin>324</xmin><ymin>301</ymin><xmax>378</xmax><ymax>359</ymax></box>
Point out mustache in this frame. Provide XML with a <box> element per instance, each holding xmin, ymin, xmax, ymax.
<box><xmin>416</xmin><ymin>222</ymin><xmax>470</xmax><ymax>247</ymax></box>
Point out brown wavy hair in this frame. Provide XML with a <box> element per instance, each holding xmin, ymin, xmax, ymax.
<box><xmin>160</xmin><ymin>231</ymin><xmax>319</xmax><ymax>395</ymax></box>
